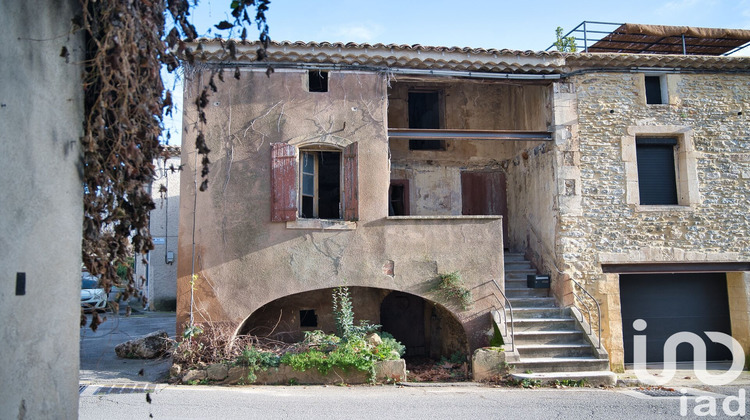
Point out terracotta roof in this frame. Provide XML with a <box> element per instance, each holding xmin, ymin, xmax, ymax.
<box><xmin>191</xmin><ymin>39</ymin><xmax>750</xmax><ymax>74</ymax></box>
<box><xmin>194</xmin><ymin>40</ymin><xmax>566</xmax><ymax>74</ymax></box>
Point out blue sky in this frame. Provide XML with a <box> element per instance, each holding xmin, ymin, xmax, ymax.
<box><xmin>189</xmin><ymin>0</ymin><xmax>749</xmax><ymax>50</ymax></box>
<box><xmin>163</xmin><ymin>0</ymin><xmax>749</xmax><ymax>144</ymax></box>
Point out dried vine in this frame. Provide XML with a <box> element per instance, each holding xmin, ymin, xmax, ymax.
<box><xmin>79</xmin><ymin>0</ymin><xmax>269</xmax><ymax>330</ymax></box>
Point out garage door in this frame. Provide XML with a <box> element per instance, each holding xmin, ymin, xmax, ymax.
<box><xmin>620</xmin><ymin>273</ymin><xmax>731</xmax><ymax>364</ymax></box>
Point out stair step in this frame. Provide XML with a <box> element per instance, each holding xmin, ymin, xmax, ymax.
<box><xmin>507</xmin><ymin>297</ymin><xmax>557</xmax><ymax>307</ymax></box>
<box><xmin>512</xmin><ymin>357</ymin><xmax>610</xmax><ymax>373</ymax></box>
<box><xmin>513</xmin><ymin>318</ymin><xmax>577</xmax><ymax>332</ymax></box>
<box><xmin>512</xmin><ymin>307</ymin><xmax>571</xmax><ymax>318</ymax></box>
<box><xmin>503</xmin><ymin>253</ymin><xmax>526</xmax><ymax>262</ymax></box>
<box><xmin>510</xmin><ymin>371</ymin><xmax>616</xmax><ymax>387</ymax></box>
<box><xmin>512</xmin><ymin>330</ymin><xmax>585</xmax><ymax>344</ymax></box>
<box><xmin>504</xmin><ymin>262</ymin><xmax>534</xmax><ymax>270</ymax></box>
<box><xmin>516</xmin><ymin>344</ymin><xmax>594</xmax><ymax>358</ymax></box>
<box><xmin>505</xmin><ymin>288</ymin><xmax>550</xmax><ymax>298</ymax></box>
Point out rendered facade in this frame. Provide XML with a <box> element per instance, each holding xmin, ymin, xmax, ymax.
<box><xmin>179</xmin><ymin>35</ymin><xmax>750</xmax><ymax>375</ymax></box>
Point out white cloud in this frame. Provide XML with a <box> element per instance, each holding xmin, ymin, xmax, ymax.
<box><xmin>320</xmin><ymin>23</ymin><xmax>383</xmax><ymax>43</ymax></box>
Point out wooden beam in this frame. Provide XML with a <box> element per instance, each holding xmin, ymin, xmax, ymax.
<box><xmin>601</xmin><ymin>262</ymin><xmax>750</xmax><ymax>274</ymax></box>
<box><xmin>388</xmin><ymin>128</ymin><xmax>552</xmax><ymax>141</ymax></box>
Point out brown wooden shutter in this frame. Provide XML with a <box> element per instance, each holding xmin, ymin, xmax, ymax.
<box><xmin>270</xmin><ymin>143</ymin><xmax>297</xmax><ymax>222</ymax></box>
<box><xmin>343</xmin><ymin>142</ymin><xmax>359</xmax><ymax>221</ymax></box>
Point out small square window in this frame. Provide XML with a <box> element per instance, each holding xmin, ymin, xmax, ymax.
<box><xmin>300</xmin><ymin>309</ymin><xmax>318</xmax><ymax>327</ymax></box>
<box><xmin>308</xmin><ymin>71</ymin><xmax>328</xmax><ymax>92</ymax></box>
<box><xmin>645</xmin><ymin>75</ymin><xmax>665</xmax><ymax>105</ymax></box>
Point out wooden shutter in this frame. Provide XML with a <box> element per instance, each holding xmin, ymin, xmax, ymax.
<box><xmin>343</xmin><ymin>142</ymin><xmax>359</xmax><ymax>221</ymax></box>
<box><xmin>270</xmin><ymin>143</ymin><xmax>297</xmax><ymax>222</ymax></box>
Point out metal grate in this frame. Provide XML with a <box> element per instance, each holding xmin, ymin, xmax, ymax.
<box><xmin>93</xmin><ymin>383</ymin><xmax>156</xmax><ymax>395</ymax></box>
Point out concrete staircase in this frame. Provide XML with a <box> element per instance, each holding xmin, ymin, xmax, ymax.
<box><xmin>502</xmin><ymin>252</ymin><xmax>616</xmax><ymax>386</ymax></box>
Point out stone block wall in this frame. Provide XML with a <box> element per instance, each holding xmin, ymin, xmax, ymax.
<box><xmin>553</xmin><ymin>71</ymin><xmax>750</xmax><ymax>368</ymax></box>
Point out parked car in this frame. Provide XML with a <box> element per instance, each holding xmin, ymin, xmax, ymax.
<box><xmin>80</xmin><ymin>272</ymin><xmax>107</xmax><ymax>312</ymax></box>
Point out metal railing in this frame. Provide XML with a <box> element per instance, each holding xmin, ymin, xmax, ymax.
<box><xmin>475</xmin><ymin>279</ymin><xmax>515</xmax><ymax>352</ymax></box>
<box><xmin>546</xmin><ymin>21</ymin><xmax>624</xmax><ymax>53</ymax></box>
<box><xmin>567</xmin><ymin>277</ymin><xmax>602</xmax><ymax>349</ymax></box>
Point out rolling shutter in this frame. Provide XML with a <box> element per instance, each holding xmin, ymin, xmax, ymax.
<box><xmin>636</xmin><ymin>137</ymin><xmax>678</xmax><ymax>205</ymax></box>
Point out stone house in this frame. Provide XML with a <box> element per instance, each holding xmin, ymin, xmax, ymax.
<box><xmin>178</xmin><ymin>25</ymin><xmax>750</xmax><ymax>378</ymax></box>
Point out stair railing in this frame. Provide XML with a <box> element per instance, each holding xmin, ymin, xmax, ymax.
<box><xmin>474</xmin><ymin>279</ymin><xmax>515</xmax><ymax>352</ymax></box>
<box><xmin>567</xmin><ymin>277</ymin><xmax>602</xmax><ymax>349</ymax></box>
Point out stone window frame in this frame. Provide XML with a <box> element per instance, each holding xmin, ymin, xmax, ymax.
<box><xmin>622</xmin><ymin>125</ymin><xmax>700</xmax><ymax>211</ymax></box>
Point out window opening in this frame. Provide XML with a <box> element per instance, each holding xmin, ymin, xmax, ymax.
<box><xmin>300</xmin><ymin>310</ymin><xmax>318</xmax><ymax>327</ymax></box>
<box><xmin>408</xmin><ymin>91</ymin><xmax>444</xmax><ymax>150</ymax></box>
<box><xmin>388</xmin><ymin>180</ymin><xmax>409</xmax><ymax>216</ymax></box>
<box><xmin>636</xmin><ymin>137</ymin><xmax>678</xmax><ymax>205</ymax></box>
<box><xmin>645</xmin><ymin>76</ymin><xmax>664</xmax><ymax>105</ymax></box>
<box><xmin>308</xmin><ymin>70</ymin><xmax>328</xmax><ymax>92</ymax></box>
<box><xmin>299</xmin><ymin>150</ymin><xmax>340</xmax><ymax>219</ymax></box>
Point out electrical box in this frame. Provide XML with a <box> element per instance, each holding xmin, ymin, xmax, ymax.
<box><xmin>527</xmin><ymin>274</ymin><xmax>550</xmax><ymax>289</ymax></box>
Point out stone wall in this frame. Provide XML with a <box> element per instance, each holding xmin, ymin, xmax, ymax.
<box><xmin>555</xmin><ymin>71</ymin><xmax>750</xmax><ymax>368</ymax></box>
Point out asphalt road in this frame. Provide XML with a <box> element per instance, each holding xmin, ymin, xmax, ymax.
<box><xmin>79</xmin><ymin>383</ymin><xmax>749</xmax><ymax>420</ymax></box>
<box><xmin>79</xmin><ymin>309</ymin><xmax>176</xmax><ymax>383</ymax></box>
<box><xmin>79</xmin><ymin>311</ymin><xmax>750</xmax><ymax>419</ymax></box>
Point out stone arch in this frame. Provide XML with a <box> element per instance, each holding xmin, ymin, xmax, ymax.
<box><xmin>235</xmin><ymin>286</ymin><xmax>469</xmax><ymax>359</ymax></box>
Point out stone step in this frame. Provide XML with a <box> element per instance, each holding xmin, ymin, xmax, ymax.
<box><xmin>510</xmin><ymin>371</ymin><xmax>617</xmax><ymax>387</ymax></box>
<box><xmin>511</xmin><ymin>357</ymin><xmax>610</xmax><ymax>373</ymax></box>
<box><xmin>504</xmin><ymin>288</ymin><xmax>550</xmax><ymax>298</ymax></box>
<box><xmin>503</xmin><ymin>253</ymin><xmax>526</xmax><ymax>262</ymax></box>
<box><xmin>504</xmin><ymin>262</ymin><xmax>534</xmax><ymax>271</ymax></box>
<box><xmin>512</xmin><ymin>330</ymin><xmax>585</xmax><ymax>345</ymax></box>
<box><xmin>515</xmin><ymin>344</ymin><xmax>594</xmax><ymax>358</ymax></box>
<box><xmin>512</xmin><ymin>307</ymin><xmax>571</xmax><ymax>319</ymax></box>
<box><xmin>506</xmin><ymin>297</ymin><xmax>557</xmax><ymax>308</ymax></box>
<box><xmin>505</xmin><ymin>269</ymin><xmax>538</xmax><ymax>277</ymax></box>
<box><xmin>513</xmin><ymin>318</ymin><xmax>577</xmax><ymax>333</ymax></box>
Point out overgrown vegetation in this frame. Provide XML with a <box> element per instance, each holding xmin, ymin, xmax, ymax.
<box><xmin>281</xmin><ymin>287</ymin><xmax>402</xmax><ymax>382</ymax></box>
<box><xmin>172</xmin><ymin>287</ymin><xmax>405</xmax><ymax>384</ymax></box>
<box><xmin>78</xmin><ymin>0</ymin><xmax>270</xmax><ymax>331</ymax></box>
<box><xmin>433</xmin><ymin>272</ymin><xmax>473</xmax><ymax>310</ymax></box>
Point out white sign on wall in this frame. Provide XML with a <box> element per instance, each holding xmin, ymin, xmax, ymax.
<box><xmin>153</xmin><ymin>237</ymin><xmax>165</xmax><ymax>245</ymax></box>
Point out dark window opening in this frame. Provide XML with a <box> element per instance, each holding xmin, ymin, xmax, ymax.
<box><xmin>309</xmin><ymin>71</ymin><xmax>328</xmax><ymax>92</ymax></box>
<box><xmin>300</xmin><ymin>309</ymin><xmax>318</xmax><ymax>327</ymax></box>
<box><xmin>300</xmin><ymin>150</ymin><xmax>340</xmax><ymax>219</ymax></box>
<box><xmin>645</xmin><ymin>76</ymin><xmax>663</xmax><ymax>104</ymax></box>
<box><xmin>408</xmin><ymin>91</ymin><xmax>444</xmax><ymax>151</ymax></box>
<box><xmin>388</xmin><ymin>180</ymin><xmax>410</xmax><ymax>216</ymax></box>
<box><xmin>636</xmin><ymin>137</ymin><xmax>678</xmax><ymax>205</ymax></box>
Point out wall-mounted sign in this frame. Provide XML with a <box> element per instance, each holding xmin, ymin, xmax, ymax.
<box><xmin>153</xmin><ymin>237</ymin><xmax>165</xmax><ymax>245</ymax></box>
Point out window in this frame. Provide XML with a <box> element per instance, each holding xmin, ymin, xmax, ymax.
<box><xmin>388</xmin><ymin>180</ymin><xmax>410</xmax><ymax>216</ymax></box>
<box><xmin>635</xmin><ymin>137</ymin><xmax>678</xmax><ymax>205</ymax></box>
<box><xmin>308</xmin><ymin>70</ymin><xmax>328</xmax><ymax>92</ymax></box>
<box><xmin>300</xmin><ymin>310</ymin><xmax>318</xmax><ymax>327</ymax></box>
<box><xmin>270</xmin><ymin>142</ymin><xmax>358</xmax><ymax>222</ymax></box>
<box><xmin>408</xmin><ymin>91</ymin><xmax>444</xmax><ymax>150</ymax></box>
<box><xmin>300</xmin><ymin>150</ymin><xmax>340</xmax><ymax>219</ymax></box>
<box><xmin>622</xmin><ymin>125</ymin><xmax>699</xmax><ymax>209</ymax></box>
<box><xmin>644</xmin><ymin>75</ymin><xmax>666</xmax><ymax>105</ymax></box>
